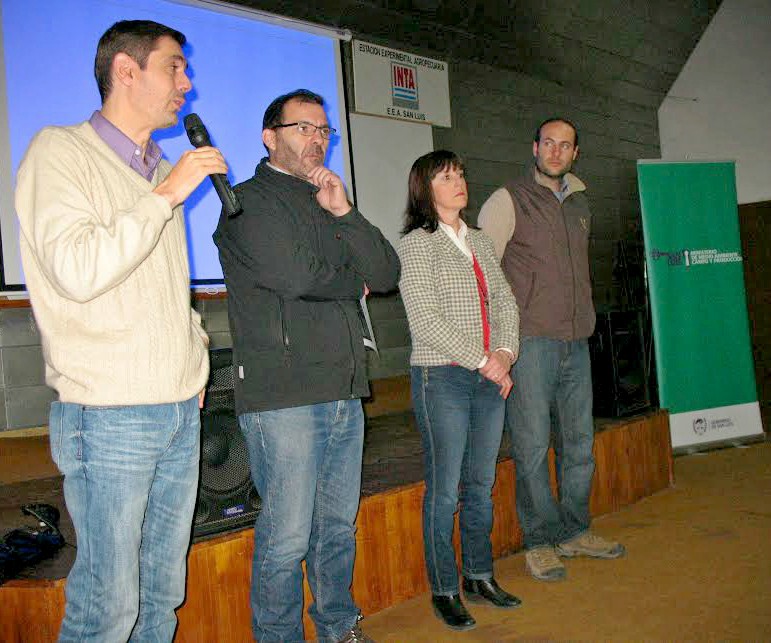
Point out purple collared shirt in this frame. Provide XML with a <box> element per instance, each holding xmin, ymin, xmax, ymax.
<box><xmin>89</xmin><ymin>111</ymin><xmax>162</xmax><ymax>182</ymax></box>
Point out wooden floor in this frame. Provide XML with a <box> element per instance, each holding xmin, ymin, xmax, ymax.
<box><xmin>0</xmin><ymin>431</ymin><xmax>58</xmax><ymax>486</ymax></box>
<box><xmin>0</xmin><ymin>410</ymin><xmax>672</xmax><ymax>642</ymax></box>
<box><xmin>362</xmin><ymin>442</ymin><xmax>771</xmax><ymax>641</ymax></box>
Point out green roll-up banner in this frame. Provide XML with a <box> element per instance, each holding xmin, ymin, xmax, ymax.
<box><xmin>637</xmin><ymin>160</ymin><xmax>762</xmax><ymax>448</ymax></box>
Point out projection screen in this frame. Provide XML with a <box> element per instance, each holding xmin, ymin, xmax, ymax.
<box><xmin>0</xmin><ymin>0</ymin><xmax>351</xmax><ymax>291</ymax></box>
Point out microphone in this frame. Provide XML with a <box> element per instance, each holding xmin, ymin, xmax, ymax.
<box><xmin>184</xmin><ymin>113</ymin><xmax>242</xmax><ymax>217</ymax></box>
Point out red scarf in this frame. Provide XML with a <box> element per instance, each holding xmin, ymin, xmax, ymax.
<box><xmin>472</xmin><ymin>254</ymin><xmax>490</xmax><ymax>351</ymax></box>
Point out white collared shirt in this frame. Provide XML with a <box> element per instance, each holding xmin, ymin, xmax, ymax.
<box><xmin>438</xmin><ymin>219</ymin><xmax>472</xmax><ymax>260</ymax></box>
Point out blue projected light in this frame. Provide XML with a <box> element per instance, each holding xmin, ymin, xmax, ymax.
<box><xmin>0</xmin><ymin>0</ymin><xmax>347</xmax><ymax>287</ymax></box>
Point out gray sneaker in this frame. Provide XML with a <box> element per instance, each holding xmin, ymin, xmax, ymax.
<box><xmin>525</xmin><ymin>546</ymin><xmax>567</xmax><ymax>581</ymax></box>
<box><xmin>336</xmin><ymin>624</ymin><xmax>375</xmax><ymax>643</ymax></box>
<box><xmin>556</xmin><ymin>532</ymin><xmax>626</xmax><ymax>559</ymax></box>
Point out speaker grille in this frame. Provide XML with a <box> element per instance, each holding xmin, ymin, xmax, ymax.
<box><xmin>201</xmin><ymin>409</ymin><xmax>250</xmax><ymax>495</ymax></box>
<box><xmin>194</xmin><ymin>348</ymin><xmax>261</xmax><ymax>539</ymax></box>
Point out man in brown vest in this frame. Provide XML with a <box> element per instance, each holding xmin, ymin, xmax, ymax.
<box><xmin>478</xmin><ymin>118</ymin><xmax>625</xmax><ymax>582</ymax></box>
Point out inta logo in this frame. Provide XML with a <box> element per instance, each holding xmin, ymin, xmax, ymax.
<box><xmin>392</xmin><ymin>62</ymin><xmax>419</xmax><ymax>109</ymax></box>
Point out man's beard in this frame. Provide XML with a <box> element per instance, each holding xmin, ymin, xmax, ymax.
<box><xmin>273</xmin><ymin>146</ymin><xmax>320</xmax><ymax>179</ymax></box>
<box><xmin>301</xmin><ymin>147</ymin><xmax>325</xmax><ymax>177</ymax></box>
<box><xmin>536</xmin><ymin>157</ymin><xmax>572</xmax><ymax>180</ymax></box>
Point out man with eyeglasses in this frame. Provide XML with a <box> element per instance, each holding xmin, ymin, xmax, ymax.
<box><xmin>478</xmin><ymin>118</ymin><xmax>625</xmax><ymax>584</ymax></box>
<box><xmin>214</xmin><ymin>89</ymin><xmax>399</xmax><ymax>643</ymax></box>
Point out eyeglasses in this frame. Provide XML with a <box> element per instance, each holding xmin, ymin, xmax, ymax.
<box><xmin>274</xmin><ymin>121</ymin><xmax>336</xmax><ymax>140</ymax></box>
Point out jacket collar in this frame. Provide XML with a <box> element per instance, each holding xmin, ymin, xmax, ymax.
<box><xmin>255</xmin><ymin>157</ymin><xmax>318</xmax><ymax>194</ymax></box>
<box><xmin>532</xmin><ymin>166</ymin><xmax>586</xmax><ymax>196</ymax></box>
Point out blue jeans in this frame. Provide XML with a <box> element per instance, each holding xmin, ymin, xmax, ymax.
<box><xmin>49</xmin><ymin>397</ymin><xmax>201</xmax><ymax>643</ymax></box>
<box><xmin>411</xmin><ymin>366</ymin><xmax>505</xmax><ymax>596</ymax></box>
<box><xmin>507</xmin><ymin>337</ymin><xmax>595</xmax><ymax>550</ymax></box>
<box><xmin>239</xmin><ymin>399</ymin><xmax>364</xmax><ymax>642</ymax></box>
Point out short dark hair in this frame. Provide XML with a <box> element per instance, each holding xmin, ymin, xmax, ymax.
<box><xmin>95</xmin><ymin>20</ymin><xmax>186</xmax><ymax>103</ymax></box>
<box><xmin>534</xmin><ymin>117</ymin><xmax>579</xmax><ymax>147</ymax></box>
<box><xmin>262</xmin><ymin>89</ymin><xmax>325</xmax><ymax>154</ymax></box>
<box><xmin>262</xmin><ymin>89</ymin><xmax>325</xmax><ymax>130</ymax></box>
<box><xmin>403</xmin><ymin>150</ymin><xmax>466</xmax><ymax>235</ymax></box>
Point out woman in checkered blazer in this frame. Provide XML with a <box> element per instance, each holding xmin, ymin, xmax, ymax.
<box><xmin>398</xmin><ymin>150</ymin><xmax>522</xmax><ymax>631</ymax></box>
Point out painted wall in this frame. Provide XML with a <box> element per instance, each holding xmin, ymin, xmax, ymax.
<box><xmin>658</xmin><ymin>0</ymin><xmax>771</xmax><ymax>205</ymax></box>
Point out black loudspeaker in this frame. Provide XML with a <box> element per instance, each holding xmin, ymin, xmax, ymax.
<box><xmin>589</xmin><ymin>310</ymin><xmax>651</xmax><ymax>418</ymax></box>
<box><xmin>193</xmin><ymin>348</ymin><xmax>261</xmax><ymax>539</ymax></box>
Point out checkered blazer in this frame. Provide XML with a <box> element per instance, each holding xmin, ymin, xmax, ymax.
<box><xmin>398</xmin><ymin>226</ymin><xmax>520</xmax><ymax>370</ymax></box>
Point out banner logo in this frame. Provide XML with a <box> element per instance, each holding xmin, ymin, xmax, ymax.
<box><xmin>692</xmin><ymin>415</ymin><xmax>736</xmax><ymax>436</ymax></box>
<box><xmin>651</xmin><ymin>247</ymin><xmax>742</xmax><ymax>267</ymax></box>
<box><xmin>651</xmin><ymin>248</ymin><xmax>686</xmax><ymax>266</ymax></box>
<box><xmin>392</xmin><ymin>62</ymin><xmax>419</xmax><ymax>109</ymax></box>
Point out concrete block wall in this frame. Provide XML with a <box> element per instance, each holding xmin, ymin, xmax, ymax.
<box><xmin>0</xmin><ymin>302</ymin><xmax>235</xmax><ymax>431</ymax></box>
<box><xmin>0</xmin><ymin>308</ymin><xmax>56</xmax><ymax>431</ymax></box>
<box><xmin>0</xmin><ymin>301</ymin><xmax>237</xmax><ymax>430</ymax></box>
<box><xmin>0</xmin><ymin>293</ymin><xmax>411</xmax><ymax>431</ymax></box>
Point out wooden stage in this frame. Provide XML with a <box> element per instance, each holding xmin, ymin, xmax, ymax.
<box><xmin>0</xmin><ymin>409</ymin><xmax>672</xmax><ymax>642</ymax></box>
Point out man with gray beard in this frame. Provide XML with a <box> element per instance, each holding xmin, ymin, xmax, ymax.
<box><xmin>214</xmin><ymin>89</ymin><xmax>399</xmax><ymax>642</ymax></box>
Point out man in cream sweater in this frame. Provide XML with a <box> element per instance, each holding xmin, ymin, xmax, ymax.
<box><xmin>14</xmin><ymin>20</ymin><xmax>227</xmax><ymax>642</ymax></box>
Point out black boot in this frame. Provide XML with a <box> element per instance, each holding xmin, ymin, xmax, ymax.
<box><xmin>462</xmin><ymin>577</ymin><xmax>522</xmax><ymax>609</ymax></box>
<box><xmin>431</xmin><ymin>594</ymin><xmax>476</xmax><ymax>630</ymax></box>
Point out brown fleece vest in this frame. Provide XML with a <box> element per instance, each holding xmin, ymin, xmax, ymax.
<box><xmin>502</xmin><ymin>173</ymin><xmax>596</xmax><ymax>340</ymax></box>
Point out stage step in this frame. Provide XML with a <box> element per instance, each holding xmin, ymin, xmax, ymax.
<box><xmin>0</xmin><ymin>410</ymin><xmax>672</xmax><ymax>642</ymax></box>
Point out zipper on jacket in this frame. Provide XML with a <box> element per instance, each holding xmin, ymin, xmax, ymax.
<box><xmin>561</xmin><ymin>202</ymin><xmax>578</xmax><ymax>339</ymax></box>
<box><xmin>278</xmin><ymin>298</ymin><xmax>290</xmax><ymax>350</ymax></box>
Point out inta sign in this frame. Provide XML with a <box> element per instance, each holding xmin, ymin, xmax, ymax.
<box><xmin>352</xmin><ymin>40</ymin><xmax>450</xmax><ymax>127</ymax></box>
<box><xmin>392</xmin><ymin>63</ymin><xmax>419</xmax><ymax>109</ymax></box>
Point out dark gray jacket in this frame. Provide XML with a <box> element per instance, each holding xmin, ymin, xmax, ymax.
<box><xmin>213</xmin><ymin>159</ymin><xmax>400</xmax><ymax>415</ymax></box>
